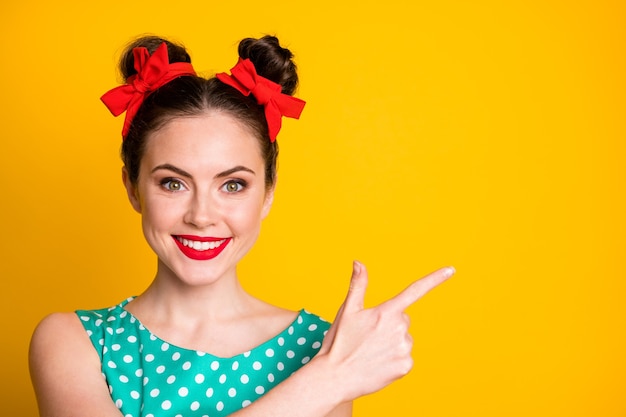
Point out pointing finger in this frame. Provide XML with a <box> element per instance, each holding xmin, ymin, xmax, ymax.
<box><xmin>384</xmin><ymin>266</ymin><xmax>455</xmax><ymax>312</ymax></box>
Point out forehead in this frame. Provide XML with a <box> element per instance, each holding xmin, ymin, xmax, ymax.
<box><xmin>142</xmin><ymin>112</ymin><xmax>264</xmax><ymax>170</ymax></box>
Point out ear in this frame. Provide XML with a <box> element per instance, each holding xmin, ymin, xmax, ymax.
<box><xmin>261</xmin><ymin>183</ymin><xmax>275</xmax><ymax>219</ymax></box>
<box><xmin>122</xmin><ymin>167</ymin><xmax>142</xmax><ymax>214</ymax></box>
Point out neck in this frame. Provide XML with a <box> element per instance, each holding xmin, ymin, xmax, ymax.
<box><xmin>131</xmin><ymin>259</ymin><xmax>259</xmax><ymax>323</ymax></box>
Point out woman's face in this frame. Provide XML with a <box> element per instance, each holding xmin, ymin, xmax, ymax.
<box><xmin>123</xmin><ymin>112</ymin><xmax>274</xmax><ymax>286</ymax></box>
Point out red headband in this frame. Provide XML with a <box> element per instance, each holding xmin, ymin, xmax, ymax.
<box><xmin>101</xmin><ymin>42</ymin><xmax>196</xmax><ymax>138</ymax></box>
<box><xmin>216</xmin><ymin>58</ymin><xmax>306</xmax><ymax>142</ymax></box>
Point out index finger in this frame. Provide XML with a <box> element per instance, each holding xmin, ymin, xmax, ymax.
<box><xmin>384</xmin><ymin>266</ymin><xmax>455</xmax><ymax>312</ymax></box>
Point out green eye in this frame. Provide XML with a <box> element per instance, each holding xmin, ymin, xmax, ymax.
<box><xmin>224</xmin><ymin>181</ymin><xmax>244</xmax><ymax>193</ymax></box>
<box><xmin>161</xmin><ymin>179</ymin><xmax>185</xmax><ymax>191</ymax></box>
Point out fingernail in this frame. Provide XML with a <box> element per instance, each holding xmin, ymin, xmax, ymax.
<box><xmin>443</xmin><ymin>266</ymin><xmax>456</xmax><ymax>278</ymax></box>
<box><xmin>353</xmin><ymin>260</ymin><xmax>361</xmax><ymax>275</ymax></box>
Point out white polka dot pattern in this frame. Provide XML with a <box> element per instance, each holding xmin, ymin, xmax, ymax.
<box><xmin>77</xmin><ymin>298</ymin><xmax>329</xmax><ymax>417</ymax></box>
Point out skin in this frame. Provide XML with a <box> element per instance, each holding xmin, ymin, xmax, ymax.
<box><xmin>29</xmin><ymin>111</ymin><xmax>454</xmax><ymax>416</ymax></box>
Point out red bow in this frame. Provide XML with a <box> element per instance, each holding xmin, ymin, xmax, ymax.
<box><xmin>216</xmin><ymin>58</ymin><xmax>306</xmax><ymax>142</ymax></box>
<box><xmin>101</xmin><ymin>43</ymin><xmax>196</xmax><ymax>138</ymax></box>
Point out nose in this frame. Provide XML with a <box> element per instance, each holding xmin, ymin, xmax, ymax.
<box><xmin>183</xmin><ymin>191</ymin><xmax>220</xmax><ymax>229</ymax></box>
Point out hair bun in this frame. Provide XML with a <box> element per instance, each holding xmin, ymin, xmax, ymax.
<box><xmin>238</xmin><ymin>35</ymin><xmax>299</xmax><ymax>96</ymax></box>
<box><xmin>119</xmin><ymin>36</ymin><xmax>191</xmax><ymax>82</ymax></box>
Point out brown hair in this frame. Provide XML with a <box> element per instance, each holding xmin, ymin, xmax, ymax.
<box><xmin>118</xmin><ymin>35</ymin><xmax>300</xmax><ymax>190</ymax></box>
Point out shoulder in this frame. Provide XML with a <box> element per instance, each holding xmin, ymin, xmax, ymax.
<box><xmin>29</xmin><ymin>313</ymin><xmax>99</xmax><ymax>402</ymax></box>
<box><xmin>261</xmin><ymin>307</ymin><xmax>330</xmax><ymax>340</ymax></box>
<box><xmin>30</xmin><ymin>299</ymin><xmax>130</xmax><ymax>371</ymax></box>
<box><xmin>76</xmin><ymin>301</ymin><xmax>126</xmax><ymax>332</ymax></box>
<box><xmin>289</xmin><ymin>309</ymin><xmax>331</xmax><ymax>347</ymax></box>
<box><xmin>299</xmin><ymin>309</ymin><xmax>331</xmax><ymax>331</ymax></box>
<box><xmin>30</xmin><ymin>312</ymin><xmax>98</xmax><ymax>370</ymax></box>
<box><xmin>30</xmin><ymin>311</ymin><xmax>86</xmax><ymax>351</ymax></box>
<box><xmin>29</xmin><ymin>311</ymin><xmax>124</xmax><ymax>415</ymax></box>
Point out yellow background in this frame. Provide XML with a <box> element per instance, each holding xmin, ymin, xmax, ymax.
<box><xmin>1</xmin><ymin>1</ymin><xmax>624</xmax><ymax>415</ymax></box>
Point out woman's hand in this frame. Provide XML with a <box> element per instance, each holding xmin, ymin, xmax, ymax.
<box><xmin>318</xmin><ymin>261</ymin><xmax>455</xmax><ymax>402</ymax></box>
<box><xmin>222</xmin><ymin>262</ymin><xmax>454</xmax><ymax>417</ymax></box>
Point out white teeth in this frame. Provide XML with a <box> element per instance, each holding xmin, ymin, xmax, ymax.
<box><xmin>207</xmin><ymin>241</ymin><xmax>222</xmax><ymax>249</ymax></box>
<box><xmin>177</xmin><ymin>237</ymin><xmax>226</xmax><ymax>251</ymax></box>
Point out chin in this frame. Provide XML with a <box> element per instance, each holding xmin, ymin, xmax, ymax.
<box><xmin>156</xmin><ymin>257</ymin><xmax>233</xmax><ymax>287</ymax></box>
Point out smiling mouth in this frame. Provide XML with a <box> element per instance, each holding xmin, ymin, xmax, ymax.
<box><xmin>172</xmin><ymin>235</ymin><xmax>231</xmax><ymax>260</ymax></box>
<box><xmin>176</xmin><ymin>236</ymin><xmax>227</xmax><ymax>251</ymax></box>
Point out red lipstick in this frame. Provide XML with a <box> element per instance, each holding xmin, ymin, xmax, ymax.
<box><xmin>172</xmin><ymin>235</ymin><xmax>231</xmax><ymax>260</ymax></box>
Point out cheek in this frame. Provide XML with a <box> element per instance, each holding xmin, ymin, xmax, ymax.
<box><xmin>227</xmin><ymin>200</ymin><xmax>266</xmax><ymax>233</ymax></box>
<box><xmin>141</xmin><ymin>196</ymin><xmax>183</xmax><ymax>229</ymax></box>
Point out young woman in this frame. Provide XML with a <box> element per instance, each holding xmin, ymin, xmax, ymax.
<box><xmin>29</xmin><ymin>35</ymin><xmax>454</xmax><ymax>417</ymax></box>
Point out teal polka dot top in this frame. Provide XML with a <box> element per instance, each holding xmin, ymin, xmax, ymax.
<box><xmin>76</xmin><ymin>298</ymin><xmax>330</xmax><ymax>417</ymax></box>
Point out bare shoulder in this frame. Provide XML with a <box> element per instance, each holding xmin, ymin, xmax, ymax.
<box><xmin>30</xmin><ymin>312</ymin><xmax>91</xmax><ymax>362</ymax></box>
<box><xmin>251</xmin><ymin>300</ymin><xmax>329</xmax><ymax>338</ymax></box>
<box><xmin>30</xmin><ymin>311</ymin><xmax>96</xmax><ymax>362</ymax></box>
<box><xmin>248</xmin><ymin>298</ymin><xmax>299</xmax><ymax>326</ymax></box>
<box><xmin>30</xmin><ymin>312</ymin><xmax>121</xmax><ymax>416</ymax></box>
<box><xmin>31</xmin><ymin>311</ymin><xmax>84</xmax><ymax>343</ymax></box>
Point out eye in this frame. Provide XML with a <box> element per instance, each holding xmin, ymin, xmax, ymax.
<box><xmin>222</xmin><ymin>180</ymin><xmax>245</xmax><ymax>193</ymax></box>
<box><xmin>160</xmin><ymin>178</ymin><xmax>186</xmax><ymax>192</ymax></box>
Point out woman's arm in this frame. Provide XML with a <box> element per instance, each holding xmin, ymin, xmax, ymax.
<box><xmin>29</xmin><ymin>312</ymin><xmax>124</xmax><ymax>417</ymax></box>
<box><xmin>30</xmin><ymin>263</ymin><xmax>451</xmax><ymax>417</ymax></box>
<box><xmin>228</xmin><ymin>262</ymin><xmax>454</xmax><ymax>417</ymax></box>
<box><xmin>31</xmin><ymin>313</ymin><xmax>353</xmax><ymax>417</ymax></box>
<box><xmin>326</xmin><ymin>402</ymin><xmax>353</xmax><ymax>417</ymax></box>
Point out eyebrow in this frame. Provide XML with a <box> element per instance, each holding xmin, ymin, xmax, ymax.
<box><xmin>151</xmin><ymin>164</ymin><xmax>192</xmax><ymax>178</ymax></box>
<box><xmin>151</xmin><ymin>164</ymin><xmax>256</xmax><ymax>179</ymax></box>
